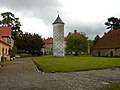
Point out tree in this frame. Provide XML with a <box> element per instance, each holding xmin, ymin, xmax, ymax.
<box><xmin>105</xmin><ymin>17</ymin><xmax>120</xmax><ymax>30</ymax></box>
<box><xmin>0</xmin><ymin>12</ymin><xmax>22</xmax><ymax>38</ymax></box>
<box><xmin>15</xmin><ymin>32</ymin><xmax>44</xmax><ymax>56</ymax></box>
<box><xmin>66</xmin><ymin>31</ymin><xmax>88</xmax><ymax>56</ymax></box>
<box><xmin>9</xmin><ymin>46</ymin><xmax>18</xmax><ymax>57</ymax></box>
<box><xmin>88</xmin><ymin>40</ymin><xmax>94</xmax><ymax>54</ymax></box>
<box><xmin>93</xmin><ymin>35</ymin><xmax>100</xmax><ymax>46</ymax></box>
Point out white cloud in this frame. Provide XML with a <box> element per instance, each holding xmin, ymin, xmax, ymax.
<box><xmin>0</xmin><ymin>8</ymin><xmax>52</xmax><ymax>38</ymax></box>
<box><xmin>1</xmin><ymin>0</ymin><xmax>120</xmax><ymax>39</ymax></box>
<box><xmin>20</xmin><ymin>17</ymin><xmax>53</xmax><ymax>38</ymax></box>
<box><xmin>60</xmin><ymin>0</ymin><xmax>120</xmax><ymax>22</ymax></box>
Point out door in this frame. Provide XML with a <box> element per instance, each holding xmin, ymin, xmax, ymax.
<box><xmin>98</xmin><ymin>51</ymin><xmax>100</xmax><ymax>56</ymax></box>
<box><xmin>110</xmin><ymin>51</ymin><xmax>113</xmax><ymax>57</ymax></box>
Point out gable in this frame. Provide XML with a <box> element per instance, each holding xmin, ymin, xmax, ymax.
<box><xmin>44</xmin><ymin>37</ymin><xmax>53</xmax><ymax>45</ymax></box>
<box><xmin>0</xmin><ymin>26</ymin><xmax>11</xmax><ymax>46</ymax></box>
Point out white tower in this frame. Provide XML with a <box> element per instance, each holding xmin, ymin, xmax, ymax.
<box><xmin>52</xmin><ymin>14</ymin><xmax>65</xmax><ymax>57</ymax></box>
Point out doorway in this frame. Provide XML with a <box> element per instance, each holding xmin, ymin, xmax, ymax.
<box><xmin>110</xmin><ymin>51</ymin><xmax>113</xmax><ymax>57</ymax></box>
<box><xmin>98</xmin><ymin>51</ymin><xmax>100</xmax><ymax>56</ymax></box>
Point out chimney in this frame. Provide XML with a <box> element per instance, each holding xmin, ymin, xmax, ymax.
<box><xmin>104</xmin><ymin>32</ymin><xmax>106</xmax><ymax>35</ymax></box>
<box><xmin>74</xmin><ymin>30</ymin><xmax>77</xmax><ymax>33</ymax></box>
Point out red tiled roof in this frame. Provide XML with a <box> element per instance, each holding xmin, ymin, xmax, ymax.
<box><xmin>44</xmin><ymin>37</ymin><xmax>53</xmax><ymax>44</ymax></box>
<box><xmin>94</xmin><ymin>29</ymin><xmax>120</xmax><ymax>49</ymax></box>
<box><xmin>0</xmin><ymin>26</ymin><xmax>11</xmax><ymax>36</ymax></box>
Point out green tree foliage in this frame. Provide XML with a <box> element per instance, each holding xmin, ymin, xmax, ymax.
<box><xmin>88</xmin><ymin>40</ymin><xmax>94</xmax><ymax>54</ymax></box>
<box><xmin>93</xmin><ymin>35</ymin><xmax>100</xmax><ymax>46</ymax></box>
<box><xmin>15</xmin><ymin>32</ymin><xmax>44</xmax><ymax>56</ymax></box>
<box><xmin>0</xmin><ymin>12</ymin><xmax>22</xmax><ymax>38</ymax></box>
<box><xmin>9</xmin><ymin>46</ymin><xmax>18</xmax><ymax>57</ymax></box>
<box><xmin>105</xmin><ymin>17</ymin><xmax>120</xmax><ymax>30</ymax></box>
<box><xmin>66</xmin><ymin>31</ymin><xmax>88</xmax><ymax>56</ymax></box>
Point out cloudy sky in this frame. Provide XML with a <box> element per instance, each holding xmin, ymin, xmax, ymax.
<box><xmin>0</xmin><ymin>0</ymin><xmax>120</xmax><ymax>40</ymax></box>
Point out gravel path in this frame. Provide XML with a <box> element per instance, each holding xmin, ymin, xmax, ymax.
<box><xmin>0</xmin><ymin>58</ymin><xmax>120</xmax><ymax>90</ymax></box>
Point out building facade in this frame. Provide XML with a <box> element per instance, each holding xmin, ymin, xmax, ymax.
<box><xmin>0</xmin><ymin>26</ymin><xmax>13</xmax><ymax>61</ymax></box>
<box><xmin>44</xmin><ymin>37</ymin><xmax>53</xmax><ymax>55</ymax></box>
<box><xmin>52</xmin><ymin>14</ymin><xmax>65</xmax><ymax>57</ymax></box>
<box><xmin>93</xmin><ymin>29</ymin><xmax>120</xmax><ymax>57</ymax></box>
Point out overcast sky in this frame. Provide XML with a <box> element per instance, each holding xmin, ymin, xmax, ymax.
<box><xmin>0</xmin><ymin>0</ymin><xmax>120</xmax><ymax>40</ymax></box>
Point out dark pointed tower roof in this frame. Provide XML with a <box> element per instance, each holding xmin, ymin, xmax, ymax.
<box><xmin>53</xmin><ymin>14</ymin><xmax>64</xmax><ymax>24</ymax></box>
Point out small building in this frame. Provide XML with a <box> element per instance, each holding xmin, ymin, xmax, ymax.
<box><xmin>0</xmin><ymin>26</ymin><xmax>13</xmax><ymax>61</ymax></box>
<box><xmin>44</xmin><ymin>37</ymin><xmax>53</xmax><ymax>55</ymax></box>
<box><xmin>52</xmin><ymin>14</ymin><xmax>65</xmax><ymax>57</ymax></box>
<box><xmin>43</xmin><ymin>37</ymin><xmax>67</xmax><ymax>55</ymax></box>
<box><xmin>93</xmin><ymin>29</ymin><xmax>120</xmax><ymax>57</ymax></box>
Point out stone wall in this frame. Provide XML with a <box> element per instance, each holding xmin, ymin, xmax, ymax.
<box><xmin>93</xmin><ymin>48</ymin><xmax>120</xmax><ymax>57</ymax></box>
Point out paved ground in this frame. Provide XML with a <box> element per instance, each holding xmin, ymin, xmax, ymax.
<box><xmin>0</xmin><ymin>58</ymin><xmax>120</xmax><ymax>90</ymax></box>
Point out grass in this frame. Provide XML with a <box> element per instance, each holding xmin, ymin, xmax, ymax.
<box><xmin>101</xmin><ymin>82</ymin><xmax>120</xmax><ymax>90</ymax></box>
<box><xmin>32</xmin><ymin>55</ymin><xmax>120</xmax><ymax>73</ymax></box>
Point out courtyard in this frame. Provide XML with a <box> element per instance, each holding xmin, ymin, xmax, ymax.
<box><xmin>0</xmin><ymin>57</ymin><xmax>120</xmax><ymax>90</ymax></box>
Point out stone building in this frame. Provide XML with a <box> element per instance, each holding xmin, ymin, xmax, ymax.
<box><xmin>52</xmin><ymin>14</ymin><xmax>65</xmax><ymax>57</ymax></box>
<box><xmin>93</xmin><ymin>29</ymin><xmax>120</xmax><ymax>57</ymax></box>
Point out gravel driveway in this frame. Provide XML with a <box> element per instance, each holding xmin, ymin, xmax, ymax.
<box><xmin>0</xmin><ymin>58</ymin><xmax>120</xmax><ymax>90</ymax></box>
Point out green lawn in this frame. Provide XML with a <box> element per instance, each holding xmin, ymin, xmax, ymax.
<box><xmin>101</xmin><ymin>82</ymin><xmax>120</xmax><ymax>90</ymax></box>
<box><xmin>32</xmin><ymin>55</ymin><xmax>120</xmax><ymax>73</ymax></box>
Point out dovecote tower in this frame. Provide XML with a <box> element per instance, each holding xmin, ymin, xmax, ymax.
<box><xmin>52</xmin><ymin>14</ymin><xmax>65</xmax><ymax>57</ymax></box>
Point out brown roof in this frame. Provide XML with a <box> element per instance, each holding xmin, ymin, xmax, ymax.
<box><xmin>44</xmin><ymin>37</ymin><xmax>53</xmax><ymax>44</ymax></box>
<box><xmin>94</xmin><ymin>29</ymin><xmax>120</xmax><ymax>49</ymax></box>
<box><xmin>0</xmin><ymin>26</ymin><xmax>11</xmax><ymax>46</ymax></box>
<box><xmin>0</xmin><ymin>26</ymin><xmax>11</xmax><ymax>36</ymax></box>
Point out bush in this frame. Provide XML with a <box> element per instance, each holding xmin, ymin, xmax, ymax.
<box><xmin>30</xmin><ymin>51</ymin><xmax>43</xmax><ymax>57</ymax></box>
<box><xmin>19</xmin><ymin>53</ymin><xmax>32</xmax><ymax>58</ymax></box>
<box><xmin>9</xmin><ymin>46</ymin><xmax>18</xmax><ymax>57</ymax></box>
<box><xmin>101</xmin><ymin>82</ymin><xmax>120</xmax><ymax>90</ymax></box>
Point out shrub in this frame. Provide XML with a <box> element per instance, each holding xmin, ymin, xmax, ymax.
<box><xmin>19</xmin><ymin>53</ymin><xmax>32</xmax><ymax>58</ymax></box>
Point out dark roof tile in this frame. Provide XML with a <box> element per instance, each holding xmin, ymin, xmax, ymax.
<box><xmin>52</xmin><ymin>14</ymin><xmax>64</xmax><ymax>24</ymax></box>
